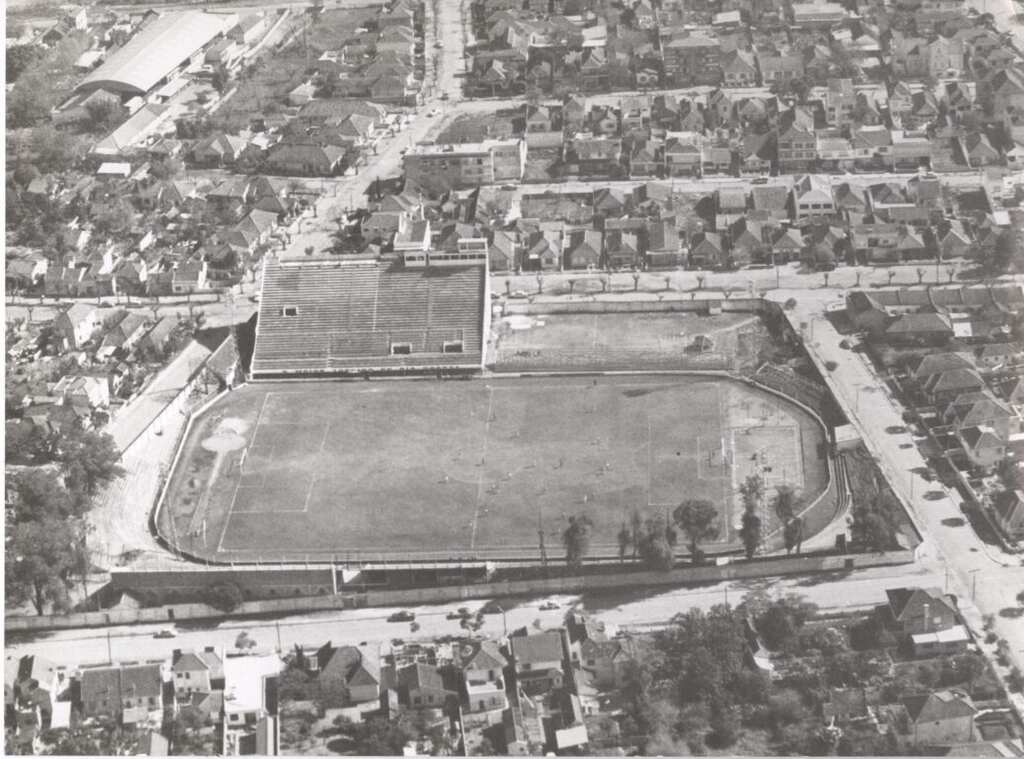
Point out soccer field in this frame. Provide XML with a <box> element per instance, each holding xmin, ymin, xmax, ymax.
<box><xmin>159</xmin><ymin>376</ymin><xmax>830</xmax><ymax>563</ymax></box>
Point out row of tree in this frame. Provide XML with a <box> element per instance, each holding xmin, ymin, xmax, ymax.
<box><xmin>561</xmin><ymin>460</ymin><xmax>904</xmax><ymax>570</ymax></box>
<box><xmin>5</xmin><ymin>426</ymin><xmax>123</xmax><ymax>615</ymax></box>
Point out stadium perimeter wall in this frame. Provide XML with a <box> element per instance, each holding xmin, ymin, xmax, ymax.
<box><xmin>6</xmin><ymin>548</ymin><xmax>915</xmax><ymax>633</ymax></box>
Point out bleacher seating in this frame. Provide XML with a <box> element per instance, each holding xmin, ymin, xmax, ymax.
<box><xmin>251</xmin><ymin>260</ymin><xmax>486</xmax><ymax>377</ymax></box>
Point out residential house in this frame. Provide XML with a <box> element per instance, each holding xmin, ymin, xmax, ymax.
<box><xmin>995</xmin><ymin>489</ymin><xmax>1024</xmax><ymax>541</ymax></box>
<box><xmin>751</xmin><ymin>185</ymin><xmax>790</xmax><ymax>222</ymax></box>
<box><xmin>172</xmin><ymin>648</ymin><xmax>225</xmax><ymax>697</ymax></box>
<box><xmin>851</xmin><ymin>125</ymin><xmax>893</xmax><ymax>170</ymax></box>
<box><xmin>792</xmin><ymin>174</ymin><xmax>835</xmax><ymax>220</ymax></box>
<box><xmin>689</xmin><ymin>231</ymin><xmax>726</xmax><ymax>268</ymax></box>
<box><xmin>740</xmin><ymin>132</ymin><xmax>774</xmax><ymax>176</ymax></box>
<box><xmin>778</xmin><ymin>124</ymin><xmax>816</xmax><ymax>172</ymax></box>
<box><xmin>664</xmin><ymin>133</ymin><xmax>703</xmax><ymax>176</ymax></box>
<box><xmin>756</xmin><ymin>50</ymin><xmax>804</xmax><ymax>86</ymax></box>
<box><xmin>265</xmin><ymin>143</ymin><xmax>347</xmax><ymax>176</ymax></box>
<box><xmin>566</xmin><ymin>137</ymin><xmax>622</xmax><ymax>178</ymax></box>
<box><xmin>54</xmin><ymin>374</ymin><xmax>111</xmax><ymax>410</ymax></box>
<box><xmin>958</xmin><ymin>425</ymin><xmax>1007</xmax><ymax>468</ymax></box>
<box><xmin>226</xmin><ymin>209</ymin><xmax>279</xmax><ymax>252</ymax></box>
<box><xmin>384</xmin><ymin>663</ymin><xmax>455</xmax><ymax>712</ymax></box>
<box><xmin>629</xmin><ymin>140</ymin><xmax>663</xmax><ymax>178</ymax></box>
<box><xmin>455</xmin><ymin>640</ymin><xmax>509</xmax><ymax>714</ymax></box>
<box><xmin>884</xmin><ymin>312</ymin><xmax>955</xmax><ymax>346</ymax></box>
<box><xmin>171</xmin><ymin>261</ymin><xmax>208</xmax><ymax>295</ymax></box>
<box><xmin>54</xmin><ymin>304</ymin><xmax>101</xmax><ymax>350</ymax></box>
<box><xmin>79</xmin><ymin>664</ymin><xmax>164</xmax><ymax>725</ymax></box>
<box><xmin>489</xmin><ymin>229</ymin><xmax>518</xmax><ymax>272</ymax></box>
<box><xmin>564</xmin><ymin>230</ymin><xmax>603</xmax><ymax>269</ymax></box>
<box><xmin>222</xmin><ymin>653</ymin><xmax>282</xmax><ymax>755</ymax></box>
<box><xmin>662</xmin><ymin>32</ymin><xmax>722</xmax><ymax>87</ymax></box>
<box><xmin>509</xmin><ymin>631</ymin><xmax>566</xmax><ymax>697</ymax></box>
<box><xmin>901</xmin><ymin>691</ymin><xmax>976</xmax><ymax>745</ymax></box>
<box><xmin>605</xmin><ymin>230</ymin><xmax>642</xmax><ymax>269</ymax></box>
<box><xmin>645</xmin><ymin>219</ymin><xmax>682</xmax><ymax>269</ymax></box>
<box><xmin>824</xmin><ymin>78</ymin><xmax>857</xmax><ymax>126</ymax></box>
<box><xmin>884</xmin><ymin>587</ymin><xmax>960</xmax><ymax>637</ymax></box>
<box><xmin>722</xmin><ymin>49</ymin><xmax>758</xmax><ymax>87</ymax></box>
<box><xmin>309</xmin><ymin>644</ymin><xmax>380</xmax><ymax>706</ymax></box>
<box><xmin>965</xmin><ymin>133</ymin><xmax>1001</xmax><ymax>166</ymax></box>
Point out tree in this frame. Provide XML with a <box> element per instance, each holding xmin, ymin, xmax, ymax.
<box><xmin>617</xmin><ymin>521</ymin><xmax>632</xmax><ymax>561</ymax></box>
<box><xmin>630</xmin><ymin>509</ymin><xmax>642</xmax><ymax>561</ymax></box>
<box><xmin>849</xmin><ymin>491</ymin><xmax>901</xmax><ymax>551</ymax></box>
<box><xmin>6</xmin><ymin>518</ymin><xmax>88</xmax><ymax>615</ymax></box>
<box><xmin>235</xmin><ymin>631</ymin><xmax>257</xmax><ymax>650</ymax></box>
<box><xmin>5</xmin><ymin>423</ymin><xmax>51</xmax><ymax>466</ymax></box>
<box><xmin>740</xmin><ymin>511</ymin><xmax>762</xmax><ymax>560</ymax></box>
<box><xmin>562</xmin><ymin>513</ymin><xmax>594</xmax><ymax>569</ymax></box>
<box><xmin>28</xmin><ymin>126</ymin><xmax>80</xmax><ymax>173</ymax></box>
<box><xmin>673</xmin><ymin>499</ymin><xmax>719</xmax><ymax>564</ymax></box>
<box><xmin>55</xmin><ymin>427</ymin><xmax>124</xmax><ymax>498</ymax></box>
<box><xmin>637</xmin><ymin>516</ymin><xmax>675</xmax><ymax>571</ymax></box>
<box><xmin>771</xmin><ymin>485</ymin><xmax>801</xmax><ymax>523</ymax></box>
<box><xmin>10</xmin><ymin>469</ymin><xmax>83</xmax><ymax>522</ymax></box>
<box><xmin>6</xmin><ymin>45</ymin><xmax>42</xmax><ymax>83</ymax></box>
<box><xmin>204</xmin><ymin>581</ymin><xmax>245</xmax><ymax>612</ymax></box>
<box><xmin>84</xmin><ymin>98</ymin><xmax>121</xmax><ymax>133</ymax></box>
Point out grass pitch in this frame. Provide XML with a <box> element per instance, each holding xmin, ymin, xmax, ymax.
<box><xmin>160</xmin><ymin>375</ymin><xmax>829</xmax><ymax>563</ymax></box>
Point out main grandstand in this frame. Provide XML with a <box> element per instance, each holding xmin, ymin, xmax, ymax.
<box><xmin>249</xmin><ymin>259</ymin><xmax>489</xmax><ymax>378</ymax></box>
<box><xmin>76</xmin><ymin>11</ymin><xmax>235</xmax><ymax>97</ymax></box>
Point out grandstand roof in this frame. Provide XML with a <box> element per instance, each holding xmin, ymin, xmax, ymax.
<box><xmin>251</xmin><ymin>260</ymin><xmax>486</xmax><ymax>377</ymax></box>
<box><xmin>77</xmin><ymin>12</ymin><xmax>234</xmax><ymax>95</ymax></box>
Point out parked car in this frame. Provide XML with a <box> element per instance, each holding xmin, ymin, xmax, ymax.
<box><xmin>480</xmin><ymin>600</ymin><xmax>505</xmax><ymax>614</ymax></box>
<box><xmin>388</xmin><ymin>610</ymin><xmax>415</xmax><ymax>623</ymax></box>
<box><xmin>539</xmin><ymin>601</ymin><xmax>559</xmax><ymax>611</ymax></box>
<box><xmin>154</xmin><ymin>629</ymin><xmax>176</xmax><ymax>639</ymax></box>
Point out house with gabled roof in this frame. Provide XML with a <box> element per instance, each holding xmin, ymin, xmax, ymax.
<box><xmin>605</xmin><ymin>230</ymin><xmax>641</xmax><ymax>270</ymax></box>
<box><xmin>740</xmin><ymin>132</ymin><xmax>774</xmax><ymax>175</ymax></box>
<box><xmin>751</xmin><ymin>185</ymin><xmax>790</xmax><ymax>222</ymax></box>
<box><xmin>923</xmin><ymin>366</ymin><xmax>986</xmax><ymax>403</ymax></box>
<box><xmin>884</xmin><ymin>587</ymin><xmax>960</xmax><ymax>637</ymax></box>
<box><xmin>664</xmin><ymin>133</ymin><xmax>702</xmax><ymax>176</ymax></box>
<box><xmin>901</xmin><ymin>690</ymin><xmax>976</xmax><ymax>744</ymax></box>
<box><xmin>885</xmin><ymin>312</ymin><xmax>954</xmax><ymax>346</ymax></box>
<box><xmin>311</xmin><ymin>643</ymin><xmax>381</xmax><ymax>705</ymax></box>
<box><xmin>792</xmin><ymin>174</ymin><xmax>835</xmax><ymax>220</ymax></box>
<box><xmin>995</xmin><ymin>490</ymin><xmax>1024</xmax><ymax>541</ymax></box>
<box><xmin>564</xmin><ymin>230</ymin><xmax>603</xmax><ymax>269</ymax></box>
<box><xmin>172</xmin><ymin>648</ymin><xmax>224</xmax><ymax>696</ymax></box>
<box><xmin>79</xmin><ymin>664</ymin><xmax>164</xmax><ymax>725</ymax></box>
<box><xmin>958</xmin><ymin>425</ymin><xmax>1007</xmax><ymax>468</ymax></box>
<box><xmin>454</xmin><ymin>640</ymin><xmax>508</xmax><ymax>713</ymax></box>
<box><xmin>689</xmin><ymin>231</ymin><xmax>725</xmax><ymax>268</ymax></box>
<box><xmin>383</xmin><ymin>662</ymin><xmax>455</xmax><ymax>712</ymax></box>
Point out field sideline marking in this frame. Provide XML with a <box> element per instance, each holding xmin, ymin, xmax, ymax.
<box><xmin>217</xmin><ymin>392</ymin><xmax>272</xmax><ymax>551</ymax></box>
<box><xmin>469</xmin><ymin>385</ymin><xmax>495</xmax><ymax>550</ymax></box>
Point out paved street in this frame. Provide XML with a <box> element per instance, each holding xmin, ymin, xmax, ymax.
<box><xmin>5</xmin><ymin>560</ymin><xmax>943</xmax><ymax>669</ymax></box>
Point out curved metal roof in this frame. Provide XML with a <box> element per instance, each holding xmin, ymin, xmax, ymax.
<box><xmin>77</xmin><ymin>11</ymin><xmax>232</xmax><ymax>95</ymax></box>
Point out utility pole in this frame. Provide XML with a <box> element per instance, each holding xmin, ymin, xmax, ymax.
<box><xmin>276</xmin><ymin>621</ymin><xmax>283</xmax><ymax>653</ymax></box>
<box><xmin>107</xmin><ymin>630</ymin><xmax>113</xmax><ymax>665</ymax></box>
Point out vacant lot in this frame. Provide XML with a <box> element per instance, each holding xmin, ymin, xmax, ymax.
<box><xmin>159</xmin><ymin>375</ymin><xmax>830</xmax><ymax>563</ymax></box>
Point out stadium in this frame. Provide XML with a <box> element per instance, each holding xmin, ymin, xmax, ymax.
<box><xmin>155</xmin><ymin>258</ymin><xmax>838</xmax><ymax>566</ymax></box>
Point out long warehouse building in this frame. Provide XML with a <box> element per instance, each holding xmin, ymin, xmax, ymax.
<box><xmin>76</xmin><ymin>11</ymin><xmax>235</xmax><ymax>97</ymax></box>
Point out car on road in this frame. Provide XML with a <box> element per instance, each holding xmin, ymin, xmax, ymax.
<box><xmin>388</xmin><ymin>610</ymin><xmax>416</xmax><ymax>623</ymax></box>
<box><xmin>539</xmin><ymin>601</ymin><xmax>559</xmax><ymax>611</ymax></box>
<box><xmin>751</xmin><ymin>177</ymin><xmax>769</xmax><ymax>184</ymax></box>
<box><xmin>885</xmin><ymin>425</ymin><xmax>908</xmax><ymax>434</ymax></box>
<box><xmin>440</xmin><ymin>92</ymin><xmax>449</xmax><ymax>100</ymax></box>
<box><xmin>480</xmin><ymin>600</ymin><xmax>504</xmax><ymax>614</ymax></box>
<box><xmin>509</xmin><ymin>289</ymin><xmax>529</xmax><ymax>299</ymax></box>
<box><xmin>154</xmin><ymin>629</ymin><xmax>176</xmax><ymax>639</ymax></box>
<box><xmin>434</xmin><ymin>42</ymin><xmax>443</xmax><ymax>49</ymax></box>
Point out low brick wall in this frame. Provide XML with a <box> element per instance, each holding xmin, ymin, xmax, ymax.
<box><xmin>501</xmin><ymin>296</ymin><xmax>770</xmax><ymax>316</ymax></box>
